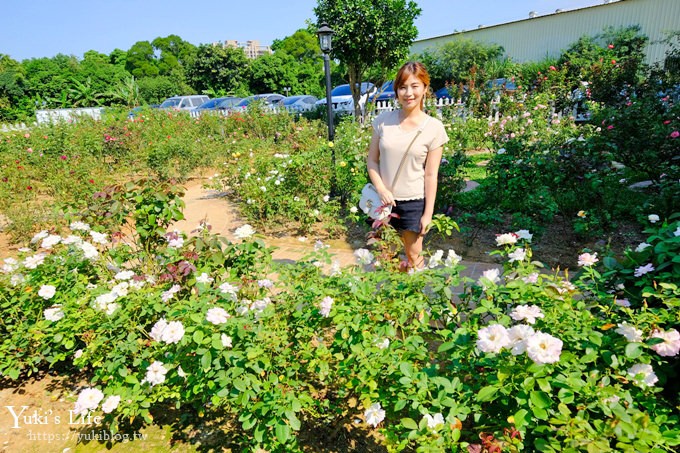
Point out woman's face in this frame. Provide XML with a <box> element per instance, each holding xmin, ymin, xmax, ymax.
<box><xmin>397</xmin><ymin>74</ymin><xmax>426</xmax><ymax>110</ymax></box>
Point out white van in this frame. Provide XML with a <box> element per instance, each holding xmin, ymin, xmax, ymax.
<box><xmin>159</xmin><ymin>95</ymin><xmax>210</xmax><ymax>111</ymax></box>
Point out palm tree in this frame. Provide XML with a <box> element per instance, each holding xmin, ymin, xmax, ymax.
<box><xmin>68</xmin><ymin>77</ymin><xmax>103</xmax><ymax>107</ymax></box>
<box><xmin>105</xmin><ymin>76</ymin><xmax>141</xmax><ymax>108</ymax></box>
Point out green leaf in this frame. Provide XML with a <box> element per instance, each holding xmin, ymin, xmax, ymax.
<box><xmin>193</xmin><ymin>330</ymin><xmax>204</xmax><ymax>345</ymax></box>
<box><xmin>399</xmin><ymin>362</ymin><xmax>414</xmax><ymax>378</ymax></box>
<box><xmin>216</xmin><ymin>388</ymin><xmax>229</xmax><ymax>398</ymax></box>
<box><xmin>234</xmin><ymin>378</ymin><xmax>247</xmax><ymax>392</ymax></box>
<box><xmin>532</xmin><ymin>406</ymin><xmax>548</xmax><ymax>420</ymax></box>
<box><xmin>125</xmin><ymin>374</ymin><xmax>139</xmax><ymax>384</ymax></box>
<box><xmin>513</xmin><ymin>409</ymin><xmax>530</xmax><ymax>429</ymax></box>
<box><xmin>625</xmin><ymin>342</ymin><xmax>643</xmax><ymax>359</ymax></box>
<box><xmin>438</xmin><ymin>341</ymin><xmax>456</xmax><ymax>352</ymax></box>
<box><xmin>603</xmin><ymin>256</ymin><xmax>619</xmax><ymax>269</ymax></box>
<box><xmin>557</xmin><ymin>388</ymin><xmax>574</xmax><ymax>404</ymax></box>
<box><xmin>530</xmin><ymin>390</ymin><xmax>552</xmax><ymax>409</ymax></box>
<box><xmin>253</xmin><ymin>425</ymin><xmax>264</xmax><ymax>442</ymax></box>
<box><xmin>285</xmin><ymin>410</ymin><xmax>301</xmax><ymax>431</ymax></box>
<box><xmin>275</xmin><ymin>422</ymin><xmax>290</xmax><ymax>443</ymax></box>
<box><xmin>291</xmin><ymin>398</ymin><xmax>302</xmax><ymax>412</ymax></box>
<box><xmin>201</xmin><ymin>351</ymin><xmax>212</xmax><ymax>370</ymax></box>
<box><xmin>602</xmin><ymin>351</ymin><xmax>619</xmax><ymax>368</ymax></box>
<box><xmin>401</xmin><ymin>418</ymin><xmax>418</xmax><ymax>430</ymax></box>
<box><xmin>588</xmin><ymin>332</ymin><xmax>602</xmax><ymax>347</ymax></box>
<box><xmin>476</xmin><ymin>385</ymin><xmax>499</xmax><ymax>402</ymax></box>
<box><xmin>537</xmin><ymin>378</ymin><xmax>551</xmax><ymax>393</ymax></box>
<box><xmin>557</xmin><ymin>403</ymin><xmax>571</xmax><ymax>416</ymax></box>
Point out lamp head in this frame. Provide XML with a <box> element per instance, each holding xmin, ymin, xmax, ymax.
<box><xmin>317</xmin><ymin>23</ymin><xmax>334</xmax><ymax>54</ymax></box>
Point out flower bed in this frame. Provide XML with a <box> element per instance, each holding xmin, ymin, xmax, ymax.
<box><xmin>1</xmin><ymin>184</ymin><xmax>678</xmax><ymax>451</ymax></box>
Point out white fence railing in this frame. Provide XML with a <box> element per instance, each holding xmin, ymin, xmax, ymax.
<box><xmin>188</xmin><ymin>105</ymin><xmax>317</xmax><ymax>118</ymax></box>
<box><xmin>1</xmin><ymin>99</ymin><xmax>591</xmax><ymax>132</ymax></box>
<box><xmin>1</xmin><ymin>108</ymin><xmax>104</xmax><ymax>133</ymax></box>
<box><xmin>368</xmin><ymin>97</ymin><xmax>492</xmax><ymax>121</ymax></box>
<box><xmin>0</xmin><ymin>122</ymin><xmax>31</xmax><ymax>132</ymax></box>
<box><xmin>35</xmin><ymin>107</ymin><xmax>104</xmax><ymax>125</ymax></box>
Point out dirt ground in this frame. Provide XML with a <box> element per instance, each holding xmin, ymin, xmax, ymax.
<box><xmin>428</xmin><ymin>214</ymin><xmax>646</xmax><ymax>270</ymax></box>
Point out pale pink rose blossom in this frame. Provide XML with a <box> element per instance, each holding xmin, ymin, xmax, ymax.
<box><xmin>649</xmin><ymin>329</ymin><xmax>680</xmax><ymax>357</ymax></box>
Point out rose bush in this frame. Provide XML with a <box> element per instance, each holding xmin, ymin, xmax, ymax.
<box><xmin>1</xmin><ymin>186</ymin><xmax>678</xmax><ymax>451</ymax></box>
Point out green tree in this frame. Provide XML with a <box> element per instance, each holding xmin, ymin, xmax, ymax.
<box><xmin>415</xmin><ymin>38</ymin><xmax>505</xmax><ymax>90</ymax></box>
<box><xmin>657</xmin><ymin>30</ymin><xmax>680</xmax><ymax>84</ymax></box>
<box><xmin>106</xmin><ymin>76</ymin><xmax>141</xmax><ymax>107</ymax></box>
<box><xmin>272</xmin><ymin>28</ymin><xmax>329</xmax><ymax>97</ymax></box>
<box><xmin>272</xmin><ymin>29</ymin><xmax>320</xmax><ymax>63</ymax></box>
<box><xmin>109</xmin><ymin>48</ymin><xmax>128</xmax><ymax>67</ymax></box>
<box><xmin>185</xmin><ymin>44</ymin><xmax>250</xmax><ymax>95</ymax></box>
<box><xmin>152</xmin><ymin>34</ymin><xmax>197</xmax><ymax>73</ymax></box>
<box><xmin>558</xmin><ymin>25</ymin><xmax>648</xmax><ymax>104</ymax></box>
<box><xmin>137</xmin><ymin>75</ymin><xmax>191</xmax><ymax>104</ymax></box>
<box><xmin>23</xmin><ymin>54</ymin><xmax>80</xmax><ymax>108</ymax></box>
<box><xmin>68</xmin><ymin>76</ymin><xmax>103</xmax><ymax>107</ymax></box>
<box><xmin>249</xmin><ymin>53</ymin><xmax>303</xmax><ymax>94</ymax></box>
<box><xmin>79</xmin><ymin>50</ymin><xmax>131</xmax><ymax>105</ymax></box>
<box><xmin>0</xmin><ymin>54</ymin><xmax>28</xmax><ymax>121</ymax></box>
<box><xmin>126</xmin><ymin>41</ymin><xmax>159</xmax><ymax>78</ymax></box>
<box><xmin>314</xmin><ymin>0</ymin><xmax>421</xmax><ymax>118</ymax></box>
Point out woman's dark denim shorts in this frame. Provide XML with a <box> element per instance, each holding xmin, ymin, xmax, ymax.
<box><xmin>390</xmin><ymin>199</ymin><xmax>425</xmax><ymax>233</ymax></box>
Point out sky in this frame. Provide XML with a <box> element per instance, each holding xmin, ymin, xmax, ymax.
<box><xmin>1</xmin><ymin>0</ymin><xmax>608</xmax><ymax>61</ymax></box>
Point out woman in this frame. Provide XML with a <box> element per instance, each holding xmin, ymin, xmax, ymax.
<box><xmin>367</xmin><ymin>62</ymin><xmax>449</xmax><ymax>270</ymax></box>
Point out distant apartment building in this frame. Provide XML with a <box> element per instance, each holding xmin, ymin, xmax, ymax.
<box><xmin>216</xmin><ymin>40</ymin><xmax>273</xmax><ymax>59</ymax></box>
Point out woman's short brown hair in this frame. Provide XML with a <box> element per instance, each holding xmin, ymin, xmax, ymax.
<box><xmin>394</xmin><ymin>62</ymin><xmax>431</xmax><ymax>108</ymax></box>
<box><xmin>394</xmin><ymin>61</ymin><xmax>431</xmax><ymax>90</ymax></box>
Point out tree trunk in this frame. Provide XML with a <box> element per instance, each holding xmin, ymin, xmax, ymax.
<box><xmin>347</xmin><ymin>63</ymin><xmax>362</xmax><ymax>122</ymax></box>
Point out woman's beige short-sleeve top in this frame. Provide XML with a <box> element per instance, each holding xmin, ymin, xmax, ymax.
<box><xmin>371</xmin><ymin>110</ymin><xmax>449</xmax><ymax>200</ymax></box>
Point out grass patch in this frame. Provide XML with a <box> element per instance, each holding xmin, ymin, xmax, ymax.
<box><xmin>462</xmin><ymin>150</ymin><xmax>491</xmax><ymax>182</ymax></box>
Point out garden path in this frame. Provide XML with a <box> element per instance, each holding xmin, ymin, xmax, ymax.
<box><xmin>173</xmin><ymin>177</ymin><xmax>500</xmax><ymax>281</ymax></box>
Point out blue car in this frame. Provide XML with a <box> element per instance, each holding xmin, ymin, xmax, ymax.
<box><xmin>485</xmin><ymin>78</ymin><xmax>517</xmax><ymax>93</ymax></box>
<box><xmin>434</xmin><ymin>87</ymin><xmax>454</xmax><ymax>100</ymax></box>
<box><xmin>369</xmin><ymin>81</ymin><xmax>395</xmax><ymax>103</ymax></box>
<box><xmin>191</xmin><ymin>97</ymin><xmax>242</xmax><ymax>114</ymax></box>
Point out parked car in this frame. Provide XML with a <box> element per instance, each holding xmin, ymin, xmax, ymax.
<box><xmin>434</xmin><ymin>87</ymin><xmax>454</xmax><ymax>100</ymax></box>
<box><xmin>216</xmin><ymin>97</ymin><xmax>243</xmax><ymax>111</ymax></box>
<box><xmin>231</xmin><ymin>94</ymin><xmax>284</xmax><ymax>112</ymax></box>
<box><xmin>315</xmin><ymin>82</ymin><xmax>376</xmax><ymax>114</ymax></box>
<box><xmin>484</xmin><ymin>78</ymin><xmax>517</xmax><ymax>94</ymax></box>
<box><xmin>127</xmin><ymin>104</ymin><xmax>159</xmax><ymax>120</ymax></box>
<box><xmin>190</xmin><ymin>97</ymin><xmax>242</xmax><ymax>116</ymax></box>
<box><xmin>368</xmin><ymin>81</ymin><xmax>396</xmax><ymax>104</ymax></box>
<box><xmin>159</xmin><ymin>95</ymin><xmax>210</xmax><ymax>111</ymax></box>
<box><xmin>278</xmin><ymin>95</ymin><xmax>318</xmax><ymax>112</ymax></box>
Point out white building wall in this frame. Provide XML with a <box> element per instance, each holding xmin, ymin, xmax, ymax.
<box><xmin>411</xmin><ymin>0</ymin><xmax>680</xmax><ymax>65</ymax></box>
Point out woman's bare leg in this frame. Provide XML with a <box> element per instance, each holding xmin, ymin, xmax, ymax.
<box><xmin>401</xmin><ymin>231</ymin><xmax>425</xmax><ymax>270</ymax></box>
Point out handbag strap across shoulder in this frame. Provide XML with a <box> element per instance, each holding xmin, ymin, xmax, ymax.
<box><xmin>391</xmin><ymin>116</ymin><xmax>430</xmax><ymax>189</ymax></box>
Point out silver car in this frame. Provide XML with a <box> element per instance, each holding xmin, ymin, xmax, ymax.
<box><xmin>159</xmin><ymin>95</ymin><xmax>210</xmax><ymax>111</ymax></box>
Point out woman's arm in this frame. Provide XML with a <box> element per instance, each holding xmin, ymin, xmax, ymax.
<box><xmin>420</xmin><ymin>146</ymin><xmax>443</xmax><ymax>235</ymax></box>
<box><xmin>367</xmin><ymin>128</ymin><xmax>395</xmax><ymax>206</ymax></box>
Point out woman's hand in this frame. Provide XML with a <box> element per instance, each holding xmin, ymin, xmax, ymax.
<box><xmin>378</xmin><ymin>188</ymin><xmax>396</xmax><ymax>207</ymax></box>
<box><xmin>420</xmin><ymin>214</ymin><xmax>432</xmax><ymax>236</ymax></box>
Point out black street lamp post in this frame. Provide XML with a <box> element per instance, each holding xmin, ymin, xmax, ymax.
<box><xmin>317</xmin><ymin>23</ymin><xmax>334</xmax><ymax>143</ymax></box>
<box><xmin>317</xmin><ymin>22</ymin><xmax>337</xmax><ymax>197</ymax></box>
